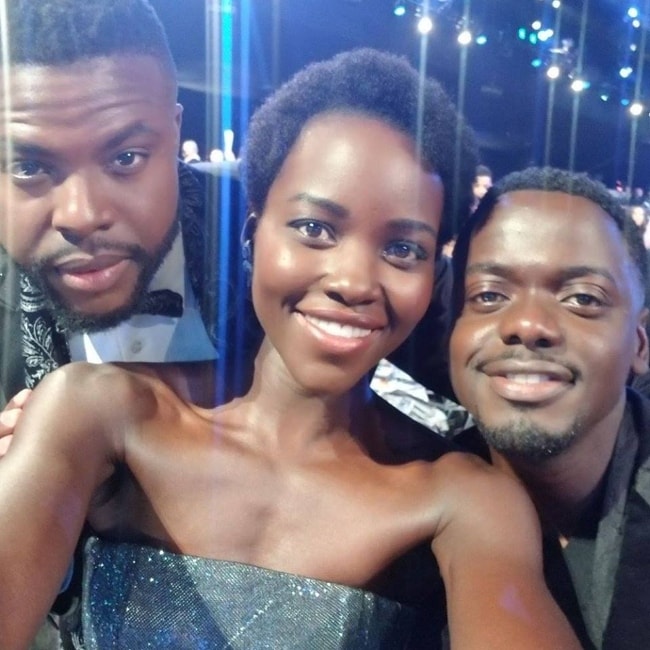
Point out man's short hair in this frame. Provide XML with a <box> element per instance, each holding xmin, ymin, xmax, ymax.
<box><xmin>452</xmin><ymin>166</ymin><xmax>649</xmax><ymax>314</ymax></box>
<box><xmin>2</xmin><ymin>0</ymin><xmax>176</xmax><ymax>81</ymax></box>
<box><xmin>243</xmin><ymin>47</ymin><xmax>478</xmax><ymax>249</ymax></box>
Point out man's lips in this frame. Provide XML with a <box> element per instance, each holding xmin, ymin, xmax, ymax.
<box><xmin>477</xmin><ymin>359</ymin><xmax>576</xmax><ymax>404</ymax></box>
<box><xmin>50</xmin><ymin>254</ymin><xmax>134</xmax><ymax>293</ymax></box>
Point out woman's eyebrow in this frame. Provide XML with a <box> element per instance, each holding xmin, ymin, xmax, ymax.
<box><xmin>288</xmin><ymin>192</ymin><xmax>349</xmax><ymax>219</ymax></box>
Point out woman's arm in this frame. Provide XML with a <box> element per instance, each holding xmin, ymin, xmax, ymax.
<box><xmin>431</xmin><ymin>453</ymin><xmax>580</xmax><ymax>650</ymax></box>
<box><xmin>0</xmin><ymin>362</ymin><xmax>142</xmax><ymax>649</ymax></box>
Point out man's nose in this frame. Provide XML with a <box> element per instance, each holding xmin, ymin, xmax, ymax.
<box><xmin>51</xmin><ymin>173</ymin><xmax>112</xmax><ymax>243</ymax></box>
<box><xmin>497</xmin><ymin>295</ymin><xmax>563</xmax><ymax>349</ymax></box>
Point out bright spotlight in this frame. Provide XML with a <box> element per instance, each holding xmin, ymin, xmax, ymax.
<box><xmin>552</xmin><ymin>0</ymin><xmax>561</xmax><ymax>8</ymax></box>
<box><xmin>457</xmin><ymin>29</ymin><xmax>472</xmax><ymax>45</ymax></box>
<box><xmin>418</xmin><ymin>15</ymin><xmax>434</xmax><ymax>34</ymax></box>
<box><xmin>531</xmin><ymin>20</ymin><xmax>542</xmax><ymax>30</ymax></box>
<box><xmin>393</xmin><ymin>1</ymin><xmax>406</xmax><ymax>16</ymax></box>
<box><xmin>571</xmin><ymin>79</ymin><xmax>590</xmax><ymax>92</ymax></box>
<box><xmin>546</xmin><ymin>64</ymin><xmax>561</xmax><ymax>80</ymax></box>
<box><xmin>475</xmin><ymin>34</ymin><xmax>488</xmax><ymax>45</ymax></box>
<box><xmin>628</xmin><ymin>7</ymin><xmax>640</xmax><ymax>19</ymax></box>
<box><xmin>633</xmin><ymin>18</ymin><xmax>641</xmax><ymax>28</ymax></box>
<box><xmin>620</xmin><ymin>66</ymin><xmax>634</xmax><ymax>79</ymax></box>
<box><xmin>538</xmin><ymin>28</ymin><xmax>554</xmax><ymax>42</ymax></box>
<box><xmin>630</xmin><ymin>101</ymin><xmax>644</xmax><ymax>116</ymax></box>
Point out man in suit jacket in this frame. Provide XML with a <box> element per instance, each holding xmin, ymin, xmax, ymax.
<box><xmin>0</xmin><ymin>0</ymin><xmax>259</xmax><ymax>411</ymax></box>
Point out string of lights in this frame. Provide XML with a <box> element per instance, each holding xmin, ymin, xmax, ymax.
<box><xmin>391</xmin><ymin>0</ymin><xmax>650</xmax><ymax>119</ymax></box>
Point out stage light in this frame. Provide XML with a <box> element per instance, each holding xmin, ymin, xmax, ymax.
<box><xmin>531</xmin><ymin>20</ymin><xmax>542</xmax><ymax>30</ymax></box>
<box><xmin>531</xmin><ymin>58</ymin><xmax>543</xmax><ymax>68</ymax></box>
<box><xmin>475</xmin><ymin>34</ymin><xmax>487</xmax><ymax>45</ymax></box>
<box><xmin>621</xmin><ymin>98</ymin><xmax>631</xmax><ymax>106</ymax></box>
<box><xmin>417</xmin><ymin>15</ymin><xmax>433</xmax><ymax>34</ymax></box>
<box><xmin>393</xmin><ymin>1</ymin><xmax>406</xmax><ymax>17</ymax></box>
<box><xmin>600</xmin><ymin>92</ymin><xmax>610</xmax><ymax>102</ymax></box>
<box><xmin>620</xmin><ymin>66</ymin><xmax>634</xmax><ymax>79</ymax></box>
<box><xmin>538</xmin><ymin>29</ymin><xmax>554</xmax><ymax>42</ymax></box>
<box><xmin>552</xmin><ymin>0</ymin><xmax>561</xmax><ymax>8</ymax></box>
<box><xmin>633</xmin><ymin>18</ymin><xmax>641</xmax><ymax>28</ymax></box>
<box><xmin>571</xmin><ymin>79</ymin><xmax>590</xmax><ymax>92</ymax></box>
<box><xmin>547</xmin><ymin>64</ymin><xmax>561</xmax><ymax>79</ymax></box>
<box><xmin>457</xmin><ymin>29</ymin><xmax>472</xmax><ymax>45</ymax></box>
<box><xmin>518</xmin><ymin>27</ymin><xmax>527</xmax><ymax>40</ymax></box>
<box><xmin>628</xmin><ymin>7</ymin><xmax>640</xmax><ymax>19</ymax></box>
<box><xmin>630</xmin><ymin>101</ymin><xmax>644</xmax><ymax>116</ymax></box>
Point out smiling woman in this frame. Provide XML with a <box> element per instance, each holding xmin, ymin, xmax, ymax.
<box><xmin>0</xmin><ymin>49</ymin><xmax>580</xmax><ymax>650</ymax></box>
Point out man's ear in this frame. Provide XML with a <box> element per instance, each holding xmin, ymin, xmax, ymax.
<box><xmin>174</xmin><ymin>103</ymin><xmax>184</xmax><ymax>149</ymax></box>
<box><xmin>632</xmin><ymin>307</ymin><xmax>650</xmax><ymax>376</ymax></box>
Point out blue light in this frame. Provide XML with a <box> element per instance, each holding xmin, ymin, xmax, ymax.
<box><xmin>393</xmin><ymin>4</ymin><xmax>406</xmax><ymax>16</ymax></box>
<box><xmin>621</xmin><ymin>98</ymin><xmax>631</xmax><ymax>106</ymax></box>
<box><xmin>528</xmin><ymin>32</ymin><xmax>538</xmax><ymax>44</ymax></box>
<box><xmin>531</xmin><ymin>58</ymin><xmax>543</xmax><ymax>68</ymax></box>
<box><xmin>518</xmin><ymin>27</ymin><xmax>527</xmax><ymax>40</ymax></box>
<box><xmin>475</xmin><ymin>34</ymin><xmax>488</xmax><ymax>45</ymax></box>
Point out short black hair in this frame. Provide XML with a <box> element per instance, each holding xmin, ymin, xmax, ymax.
<box><xmin>475</xmin><ymin>164</ymin><xmax>492</xmax><ymax>178</ymax></box>
<box><xmin>452</xmin><ymin>166</ymin><xmax>649</xmax><ymax>314</ymax></box>
<box><xmin>243</xmin><ymin>47</ymin><xmax>478</xmax><ymax>248</ymax></box>
<box><xmin>2</xmin><ymin>0</ymin><xmax>175</xmax><ymax>81</ymax></box>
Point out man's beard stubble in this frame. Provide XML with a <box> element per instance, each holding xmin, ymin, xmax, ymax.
<box><xmin>23</xmin><ymin>219</ymin><xmax>180</xmax><ymax>334</ymax></box>
<box><xmin>474</xmin><ymin>411</ymin><xmax>581</xmax><ymax>463</ymax></box>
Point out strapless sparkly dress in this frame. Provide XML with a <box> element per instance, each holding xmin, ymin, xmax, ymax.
<box><xmin>76</xmin><ymin>537</ymin><xmax>418</xmax><ymax>649</ymax></box>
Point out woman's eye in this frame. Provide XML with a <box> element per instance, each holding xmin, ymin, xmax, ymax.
<box><xmin>383</xmin><ymin>241</ymin><xmax>427</xmax><ymax>266</ymax></box>
<box><xmin>290</xmin><ymin>219</ymin><xmax>335</xmax><ymax>242</ymax></box>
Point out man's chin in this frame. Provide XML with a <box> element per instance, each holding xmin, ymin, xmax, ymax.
<box><xmin>48</xmin><ymin>300</ymin><xmax>140</xmax><ymax>334</ymax></box>
<box><xmin>475</xmin><ymin>414</ymin><xmax>579</xmax><ymax>463</ymax></box>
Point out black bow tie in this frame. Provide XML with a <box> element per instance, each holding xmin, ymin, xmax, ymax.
<box><xmin>136</xmin><ymin>289</ymin><xmax>183</xmax><ymax>317</ymax></box>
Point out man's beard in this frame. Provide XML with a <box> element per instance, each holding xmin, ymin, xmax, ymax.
<box><xmin>474</xmin><ymin>411</ymin><xmax>581</xmax><ymax>463</ymax></box>
<box><xmin>23</xmin><ymin>219</ymin><xmax>180</xmax><ymax>333</ymax></box>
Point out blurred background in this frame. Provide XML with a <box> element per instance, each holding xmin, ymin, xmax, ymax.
<box><xmin>152</xmin><ymin>0</ymin><xmax>650</xmax><ymax>190</ymax></box>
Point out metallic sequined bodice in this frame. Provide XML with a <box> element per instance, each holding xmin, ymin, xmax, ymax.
<box><xmin>79</xmin><ymin>537</ymin><xmax>417</xmax><ymax>649</ymax></box>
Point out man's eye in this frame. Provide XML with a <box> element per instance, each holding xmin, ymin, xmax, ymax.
<box><xmin>565</xmin><ymin>293</ymin><xmax>602</xmax><ymax>307</ymax></box>
<box><xmin>112</xmin><ymin>151</ymin><xmax>147</xmax><ymax>172</ymax></box>
<box><xmin>8</xmin><ymin>160</ymin><xmax>47</xmax><ymax>179</ymax></box>
<box><xmin>470</xmin><ymin>291</ymin><xmax>506</xmax><ymax>305</ymax></box>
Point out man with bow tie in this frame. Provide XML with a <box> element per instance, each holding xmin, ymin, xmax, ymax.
<box><xmin>0</xmin><ymin>0</ymin><xmax>259</xmax><ymax>413</ymax></box>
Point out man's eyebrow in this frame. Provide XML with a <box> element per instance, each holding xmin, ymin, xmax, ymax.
<box><xmin>0</xmin><ymin>140</ymin><xmax>52</xmax><ymax>159</ymax></box>
<box><xmin>103</xmin><ymin>122</ymin><xmax>158</xmax><ymax>151</ymax></box>
<box><xmin>289</xmin><ymin>192</ymin><xmax>349</xmax><ymax>219</ymax></box>
<box><xmin>0</xmin><ymin>123</ymin><xmax>157</xmax><ymax>159</ymax></box>
<box><xmin>465</xmin><ymin>262</ymin><xmax>618</xmax><ymax>284</ymax></box>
